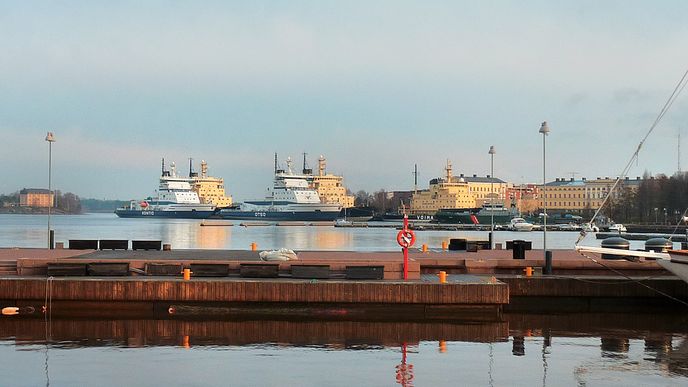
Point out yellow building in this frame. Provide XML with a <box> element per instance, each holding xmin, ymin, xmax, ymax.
<box><xmin>410</xmin><ymin>161</ymin><xmax>508</xmax><ymax>215</ymax></box>
<box><xmin>19</xmin><ymin>188</ymin><xmax>54</xmax><ymax>208</ymax></box>
<box><xmin>538</xmin><ymin>177</ymin><xmax>642</xmax><ymax>212</ymax></box>
<box><xmin>309</xmin><ymin>155</ymin><xmax>355</xmax><ymax>208</ymax></box>
<box><xmin>191</xmin><ymin>160</ymin><xmax>233</xmax><ymax>207</ymax></box>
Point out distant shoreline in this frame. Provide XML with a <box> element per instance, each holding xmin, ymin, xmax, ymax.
<box><xmin>0</xmin><ymin>207</ymin><xmax>78</xmax><ymax>215</ymax></box>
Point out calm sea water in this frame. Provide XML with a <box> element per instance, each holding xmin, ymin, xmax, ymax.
<box><xmin>0</xmin><ymin>316</ymin><xmax>686</xmax><ymax>386</ymax></box>
<box><xmin>1</xmin><ymin>214</ymin><xmax>687</xmax><ymax>385</ymax></box>
<box><xmin>0</xmin><ymin>213</ymin><xmax>660</xmax><ymax>251</ymax></box>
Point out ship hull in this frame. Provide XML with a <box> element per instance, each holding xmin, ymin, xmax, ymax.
<box><xmin>219</xmin><ymin>210</ymin><xmax>340</xmax><ymax>221</ymax></box>
<box><xmin>114</xmin><ymin>209</ymin><xmax>216</xmax><ymax>219</ymax></box>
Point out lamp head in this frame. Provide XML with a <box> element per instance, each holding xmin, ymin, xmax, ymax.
<box><xmin>539</xmin><ymin>121</ymin><xmax>550</xmax><ymax>135</ymax></box>
<box><xmin>488</xmin><ymin>145</ymin><xmax>496</xmax><ymax>155</ymax></box>
<box><xmin>45</xmin><ymin>132</ymin><xmax>55</xmax><ymax>142</ymax></box>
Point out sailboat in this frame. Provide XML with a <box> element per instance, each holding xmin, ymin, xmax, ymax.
<box><xmin>576</xmin><ymin>68</ymin><xmax>688</xmax><ymax>284</ymax></box>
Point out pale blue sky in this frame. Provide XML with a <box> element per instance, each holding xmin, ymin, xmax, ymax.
<box><xmin>2</xmin><ymin>1</ymin><xmax>688</xmax><ymax>200</ymax></box>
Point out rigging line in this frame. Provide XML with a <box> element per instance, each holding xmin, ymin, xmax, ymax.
<box><xmin>577</xmin><ymin>250</ymin><xmax>688</xmax><ymax>307</ymax></box>
<box><xmin>548</xmin><ymin>273</ymin><xmax>669</xmax><ymax>284</ymax></box>
<box><xmin>665</xmin><ymin>207</ymin><xmax>688</xmax><ymax>241</ymax></box>
<box><xmin>577</xmin><ymin>68</ymin><xmax>688</xmax><ymax>245</ymax></box>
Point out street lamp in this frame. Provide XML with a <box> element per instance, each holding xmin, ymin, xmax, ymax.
<box><xmin>46</xmin><ymin>132</ymin><xmax>55</xmax><ymax>249</ymax></box>
<box><xmin>539</xmin><ymin>121</ymin><xmax>550</xmax><ymax>260</ymax></box>
<box><xmin>488</xmin><ymin>145</ymin><xmax>496</xmax><ymax>249</ymax></box>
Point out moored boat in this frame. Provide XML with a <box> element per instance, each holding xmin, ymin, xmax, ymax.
<box><xmin>115</xmin><ymin>161</ymin><xmax>216</xmax><ymax>219</ymax></box>
<box><xmin>509</xmin><ymin>217</ymin><xmax>534</xmax><ymax>232</ymax></box>
<box><xmin>219</xmin><ymin>157</ymin><xmax>341</xmax><ymax>221</ymax></box>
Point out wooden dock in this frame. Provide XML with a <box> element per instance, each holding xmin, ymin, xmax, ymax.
<box><xmin>1</xmin><ymin>247</ymin><xmax>688</xmax><ymax>320</ymax></box>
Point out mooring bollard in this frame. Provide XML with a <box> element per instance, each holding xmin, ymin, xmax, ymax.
<box><xmin>441</xmin><ymin>241</ymin><xmax>448</xmax><ymax>251</ymax></box>
<box><xmin>182</xmin><ymin>268</ymin><xmax>192</xmax><ymax>280</ymax></box>
<box><xmin>544</xmin><ymin>250</ymin><xmax>553</xmax><ymax>275</ymax></box>
<box><xmin>251</xmin><ymin>242</ymin><xmax>257</xmax><ymax>251</ymax></box>
<box><xmin>422</xmin><ymin>244</ymin><xmax>428</xmax><ymax>253</ymax></box>
<box><xmin>438</xmin><ymin>270</ymin><xmax>447</xmax><ymax>283</ymax></box>
<box><xmin>163</xmin><ymin>243</ymin><xmax>172</xmax><ymax>251</ymax></box>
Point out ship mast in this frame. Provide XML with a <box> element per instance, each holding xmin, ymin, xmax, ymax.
<box><xmin>302</xmin><ymin>152</ymin><xmax>312</xmax><ymax>175</ymax></box>
<box><xmin>413</xmin><ymin>164</ymin><xmax>418</xmax><ymax>194</ymax></box>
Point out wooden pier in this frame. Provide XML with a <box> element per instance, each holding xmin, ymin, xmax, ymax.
<box><xmin>1</xmin><ymin>247</ymin><xmax>687</xmax><ymax>320</ymax></box>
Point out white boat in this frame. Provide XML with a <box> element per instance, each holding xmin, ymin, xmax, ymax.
<box><xmin>115</xmin><ymin>162</ymin><xmax>216</xmax><ymax>218</ymax></box>
<box><xmin>509</xmin><ymin>217</ymin><xmax>534</xmax><ymax>232</ymax></box>
<box><xmin>582</xmin><ymin>222</ymin><xmax>599</xmax><ymax>232</ymax></box>
<box><xmin>608</xmin><ymin>223</ymin><xmax>627</xmax><ymax>233</ymax></box>
<box><xmin>662</xmin><ymin>251</ymin><xmax>688</xmax><ymax>284</ymax></box>
<box><xmin>220</xmin><ymin>157</ymin><xmax>342</xmax><ymax>221</ymax></box>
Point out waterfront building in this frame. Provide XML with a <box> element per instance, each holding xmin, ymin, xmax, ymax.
<box><xmin>410</xmin><ymin>160</ymin><xmax>509</xmax><ymax>215</ymax></box>
<box><xmin>538</xmin><ymin>177</ymin><xmax>642</xmax><ymax>213</ymax></box>
<box><xmin>19</xmin><ymin>188</ymin><xmax>54</xmax><ymax>208</ymax></box>
<box><xmin>190</xmin><ymin>160</ymin><xmax>233</xmax><ymax>207</ymax></box>
<box><xmin>308</xmin><ymin>155</ymin><xmax>355</xmax><ymax>208</ymax></box>
<box><xmin>506</xmin><ymin>184</ymin><xmax>540</xmax><ymax>214</ymax></box>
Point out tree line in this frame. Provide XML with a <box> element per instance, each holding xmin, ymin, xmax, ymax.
<box><xmin>602</xmin><ymin>172</ymin><xmax>688</xmax><ymax>225</ymax></box>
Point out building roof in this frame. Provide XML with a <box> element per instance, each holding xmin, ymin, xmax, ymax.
<box><xmin>20</xmin><ymin>188</ymin><xmax>52</xmax><ymax>194</ymax></box>
<box><xmin>545</xmin><ymin>180</ymin><xmax>586</xmax><ymax>187</ymax></box>
<box><xmin>429</xmin><ymin>175</ymin><xmax>506</xmax><ymax>185</ymax></box>
<box><xmin>545</xmin><ymin>177</ymin><xmax>643</xmax><ymax>187</ymax></box>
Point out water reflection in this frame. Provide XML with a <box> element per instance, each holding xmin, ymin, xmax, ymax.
<box><xmin>196</xmin><ymin>225</ymin><xmax>229</xmax><ymax>249</ymax></box>
<box><xmin>0</xmin><ymin>314</ymin><xmax>687</xmax><ymax>386</ymax></box>
<box><xmin>0</xmin><ymin>319</ymin><xmax>509</xmax><ymax>349</ymax></box>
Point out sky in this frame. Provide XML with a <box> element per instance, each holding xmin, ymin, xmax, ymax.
<box><xmin>2</xmin><ymin>1</ymin><xmax>688</xmax><ymax>201</ymax></box>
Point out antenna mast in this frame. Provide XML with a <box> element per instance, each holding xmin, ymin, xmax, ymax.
<box><xmin>413</xmin><ymin>164</ymin><xmax>418</xmax><ymax>194</ymax></box>
<box><xmin>274</xmin><ymin>153</ymin><xmax>278</xmax><ymax>174</ymax></box>
<box><xmin>679</xmin><ymin>130</ymin><xmax>682</xmax><ymax>173</ymax></box>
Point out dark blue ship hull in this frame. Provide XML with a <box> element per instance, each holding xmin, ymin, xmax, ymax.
<box><xmin>114</xmin><ymin>209</ymin><xmax>216</xmax><ymax>219</ymax></box>
<box><xmin>219</xmin><ymin>210</ymin><xmax>340</xmax><ymax>221</ymax></box>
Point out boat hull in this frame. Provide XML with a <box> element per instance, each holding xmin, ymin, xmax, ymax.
<box><xmin>114</xmin><ymin>209</ymin><xmax>216</xmax><ymax>219</ymax></box>
<box><xmin>435</xmin><ymin>211</ymin><xmax>512</xmax><ymax>225</ymax></box>
<box><xmin>219</xmin><ymin>210</ymin><xmax>340</xmax><ymax>221</ymax></box>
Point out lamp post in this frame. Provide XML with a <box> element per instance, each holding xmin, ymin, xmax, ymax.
<box><xmin>539</xmin><ymin>121</ymin><xmax>550</xmax><ymax>261</ymax></box>
<box><xmin>488</xmin><ymin>145</ymin><xmax>496</xmax><ymax>249</ymax></box>
<box><xmin>46</xmin><ymin>132</ymin><xmax>55</xmax><ymax>249</ymax></box>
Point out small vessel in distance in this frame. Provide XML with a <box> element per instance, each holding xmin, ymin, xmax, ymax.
<box><xmin>115</xmin><ymin>160</ymin><xmax>216</xmax><ymax>218</ymax></box>
<box><xmin>508</xmin><ymin>217</ymin><xmax>534</xmax><ymax>232</ymax></box>
<box><xmin>434</xmin><ymin>204</ymin><xmax>516</xmax><ymax>225</ymax></box>
<box><xmin>219</xmin><ymin>157</ymin><xmax>342</xmax><ymax>221</ymax></box>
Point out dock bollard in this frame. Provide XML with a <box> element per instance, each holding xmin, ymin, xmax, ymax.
<box><xmin>544</xmin><ymin>251</ymin><xmax>553</xmax><ymax>275</ymax></box>
<box><xmin>441</xmin><ymin>241</ymin><xmax>448</xmax><ymax>251</ymax></box>
<box><xmin>251</xmin><ymin>242</ymin><xmax>257</xmax><ymax>251</ymax></box>
<box><xmin>182</xmin><ymin>268</ymin><xmax>192</xmax><ymax>281</ymax></box>
<box><xmin>438</xmin><ymin>271</ymin><xmax>447</xmax><ymax>284</ymax></box>
<box><xmin>422</xmin><ymin>244</ymin><xmax>428</xmax><ymax>253</ymax></box>
<box><xmin>163</xmin><ymin>243</ymin><xmax>172</xmax><ymax>251</ymax></box>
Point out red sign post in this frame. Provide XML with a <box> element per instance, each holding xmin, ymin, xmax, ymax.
<box><xmin>396</xmin><ymin>214</ymin><xmax>416</xmax><ymax>280</ymax></box>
